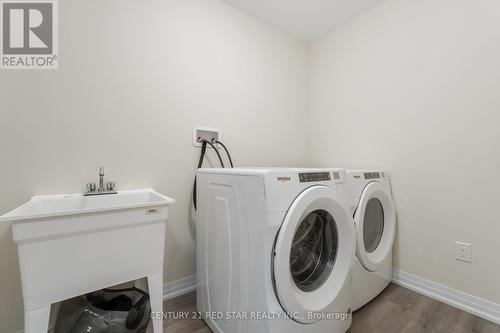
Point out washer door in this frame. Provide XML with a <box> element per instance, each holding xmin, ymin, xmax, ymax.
<box><xmin>354</xmin><ymin>182</ymin><xmax>396</xmax><ymax>272</ymax></box>
<box><xmin>273</xmin><ymin>186</ymin><xmax>355</xmax><ymax>324</ymax></box>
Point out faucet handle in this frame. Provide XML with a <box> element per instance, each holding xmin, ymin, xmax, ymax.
<box><xmin>87</xmin><ymin>183</ymin><xmax>97</xmax><ymax>192</ymax></box>
<box><xmin>106</xmin><ymin>181</ymin><xmax>116</xmax><ymax>191</ymax></box>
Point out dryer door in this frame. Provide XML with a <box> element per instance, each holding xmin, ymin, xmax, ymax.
<box><xmin>354</xmin><ymin>182</ymin><xmax>396</xmax><ymax>272</ymax></box>
<box><xmin>273</xmin><ymin>186</ymin><xmax>355</xmax><ymax>324</ymax></box>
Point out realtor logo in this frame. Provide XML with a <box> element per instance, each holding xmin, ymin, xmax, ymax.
<box><xmin>1</xmin><ymin>0</ymin><xmax>58</xmax><ymax>69</ymax></box>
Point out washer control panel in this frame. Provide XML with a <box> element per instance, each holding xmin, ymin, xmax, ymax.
<box><xmin>299</xmin><ymin>172</ymin><xmax>331</xmax><ymax>183</ymax></box>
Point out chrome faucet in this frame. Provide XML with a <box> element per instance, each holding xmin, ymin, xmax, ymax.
<box><xmin>98</xmin><ymin>167</ymin><xmax>105</xmax><ymax>192</ymax></box>
<box><xmin>85</xmin><ymin>167</ymin><xmax>117</xmax><ymax>196</ymax></box>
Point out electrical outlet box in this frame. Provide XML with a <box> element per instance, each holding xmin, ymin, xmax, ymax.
<box><xmin>455</xmin><ymin>242</ymin><xmax>472</xmax><ymax>263</ymax></box>
<box><xmin>193</xmin><ymin>126</ymin><xmax>221</xmax><ymax>147</ymax></box>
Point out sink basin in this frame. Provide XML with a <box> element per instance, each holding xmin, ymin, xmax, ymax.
<box><xmin>1</xmin><ymin>188</ymin><xmax>174</xmax><ymax>222</ymax></box>
<box><xmin>1</xmin><ymin>188</ymin><xmax>175</xmax><ymax>333</ymax></box>
<box><xmin>1</xmin><ymin>189</ymin><xmax>175</xmax><ymax>243</ymax></box>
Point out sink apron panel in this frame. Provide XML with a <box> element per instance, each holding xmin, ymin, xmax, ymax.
<box><xmin>15</xmin><ymin>210</ymin><xmax>168</xmax><ymax>310</ymax></box>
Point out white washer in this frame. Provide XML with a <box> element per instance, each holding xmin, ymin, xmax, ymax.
<box><xmin>346</xmin><ymin>170</ymin><xmax>396</xmax><ymax>311</ymax></box>
<box><xmin>196</xmin><ymin>168</ymin><xmax>356</xmax><ymax>333</ymax></box>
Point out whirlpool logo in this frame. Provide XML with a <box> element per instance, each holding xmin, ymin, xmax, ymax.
<box><xmin>1</xmin><ymin>0</ymin><xmax>58</xmax><ymax>69</ymax></box>
<box><xmin>276</xmin><ymin>176</ymin><xmax>291</xmax><ymax>183</ymax></box>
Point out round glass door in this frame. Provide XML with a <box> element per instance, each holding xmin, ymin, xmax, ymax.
<box><xmin>290</xmin><ymin>210</ymin><xmax>338</xmax><ymax>292</ymax></box>
<box><xmin>273</xmin><ymin>186</ymin><xmax>355</xmax><ymax>324</ymax></box>
<box><xmin>363</xmin><ymin>198</ymin><xmax>384</xmax><ymax>253</ymax></box>
<box><xmin>354</xmin><ymin>182</ymin><xmax>395</xmax><ymax>272</ymax></box>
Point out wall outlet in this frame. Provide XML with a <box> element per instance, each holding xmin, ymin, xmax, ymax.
<box><xmin>193</xmin><ymin>126</ymin><xmax>221</xmax><ymax>147</ymax></box>
<box><xmin>455</xmin><ymin>241</ymin><xmax>472</xmax><ymax>263</ymax></box>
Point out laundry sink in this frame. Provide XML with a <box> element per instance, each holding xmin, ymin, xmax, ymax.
<box><xmin>1</xmin><ymin>189</ymin><xmax>175</xmax><ymax>242</ymax></box>
<box><xmin>0</xmin><ymin>188</ymin><xmax>175</xmax><ymax>333</ymax></box>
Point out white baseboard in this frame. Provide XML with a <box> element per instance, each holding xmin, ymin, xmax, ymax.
<box><xmin>163</xmin><ymin>275</ymin><xmax>196</xmax><ymax>301</ymax></box>
<box><xmin>393</xmin><ymin>269</ymin><xmax>500</xmax><ymax>325</ymax></box>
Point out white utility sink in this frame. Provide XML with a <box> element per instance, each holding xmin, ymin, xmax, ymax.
<box><xmin>1</xmin><ymin>189</ymin><xmax>175</xmax><ymax>333</ymax></box>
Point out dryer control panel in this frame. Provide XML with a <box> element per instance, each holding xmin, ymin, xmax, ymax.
<box><xmin>364</xmin><ymin>172</ymin><xmax>381</xmax><ymax>179</ymax></box>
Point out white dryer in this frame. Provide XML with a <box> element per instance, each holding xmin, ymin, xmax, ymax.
<box><xmin>196</xmin><ymin>168</ymin><xmax>356</xmax><ymax>333</ymax></box>
<box><xmin>346</xmin><ymin>170</ymin><xmax>396</xmax><ymax>311</ymax></box>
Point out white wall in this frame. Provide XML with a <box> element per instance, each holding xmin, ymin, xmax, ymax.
<box><xmin>309</xmin><ymin>0</ymin><xmax>500</xmax><ymax>306</ymax></box>
<box><xmin>0</xmin><ymin>0</ymin><xmax>308</xmax><ymax>331</ymax></box>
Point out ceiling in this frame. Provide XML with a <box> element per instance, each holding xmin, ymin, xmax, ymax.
<box><xmin>219</xmin><ymin>0</ymin><xmax>383</xmax><ymax>41</ymax></box>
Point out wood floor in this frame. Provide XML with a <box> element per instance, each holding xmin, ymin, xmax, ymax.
<box><xmin>350</xmin><ymin>284</ymin><xmax>500</xmax><ymax>333</ymax></box>
<box><xmin>163</xmin><ymin>284</ymin><xmax>500</xmax><ymax>333</ymax></box>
